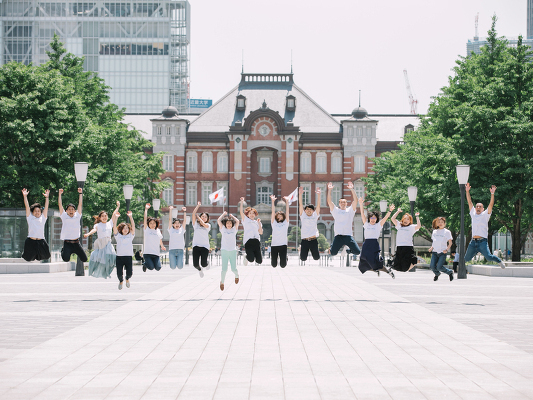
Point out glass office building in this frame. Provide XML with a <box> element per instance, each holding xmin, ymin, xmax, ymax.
<box><xmin>0</xmin><ymin>1</ymin><xmax>191</xmax><ymax>113</ymax></box>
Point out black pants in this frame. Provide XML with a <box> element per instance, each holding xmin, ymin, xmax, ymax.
<box><xmin>61</xmin><ymin>240</ymin><xmax>87</xmax><ymax>262</ymax></box>
<box><xmin>245</xmin><ymin>239</ymin><xmax>262</xmax><ymax>264</ymax></box>
<box><xmin>193</xmin><ymin>246</ymin><xmax>209</xmax><ymax>270</ymax></box>
<box><xmin>300</xmin><ymin>238</ymin><xmax>320</xmax><ymax>261</ymax></box>
<box><xmin>116</xmin><ymin>256</ymin><xmax>133</xmax><ymax>282</ymax></box>
<box><xmin>22</xmin><ymin>238</ymin><xmax>50</xmax><ymax>262</ymax></box>
<box><xmin>453</xmin><ymin>262</ymin><xmax>458</xmax><ymax>273</ymax></box>
<box><xmin>271</xmin><ymin>245</ymin><xmax>287</xmax><ymax>268</ymax></box>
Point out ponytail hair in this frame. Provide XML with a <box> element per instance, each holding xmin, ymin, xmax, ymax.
<box><xmin>432</xmin><ymin>216</ymin><xmax>446</xmax><ymax>230</ymax></box>
<box><xmin>93</xmin><ymin>211</ymin><xmax>107</xmax><ymax>224</ymax></box>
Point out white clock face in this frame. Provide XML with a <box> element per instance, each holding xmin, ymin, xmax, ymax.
<box><xmin>259</xmin><ymin>125</ymin><xmax>271</xmax><ymax>137</ymax></box>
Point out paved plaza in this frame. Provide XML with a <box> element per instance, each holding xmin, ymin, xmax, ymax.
<box><xmin>1</xmin><ymin>257</ymin><xmax>533</xmax><ymax>400</ymax></box>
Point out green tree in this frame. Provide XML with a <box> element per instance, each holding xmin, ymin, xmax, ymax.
<box><xmin>317</xmin><ymin>233</ymin><xmax>330</xmax><ymax>251</ymax></box>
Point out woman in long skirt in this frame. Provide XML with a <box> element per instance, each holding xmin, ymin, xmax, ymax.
<box><xmin>357</xmin><ymin>197</ymin><xmax>395</xmax><ymax>278</ymax></box>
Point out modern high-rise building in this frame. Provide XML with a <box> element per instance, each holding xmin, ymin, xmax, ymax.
<box><xmin>0</xmin><ymin>1</ymin><xmax>191</xmax><ymax>113</ymax></box>
<box><xmin>528</xmin><ymin>0</ymin><xmax>533</xmax><ymax>39</ymax></box>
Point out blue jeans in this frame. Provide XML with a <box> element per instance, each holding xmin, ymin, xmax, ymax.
<box><xmin>464</xmin><ymin>238</ymin><xmax>501</xmax><ymax>263</ymax></box>
<box><xmin>144</xmin><ymin>254</ymin><xmax>161</xmax><ymax>271</ymax></box>
<box><xmin>330</xmin><ymin>235</ymin><xmax>361</xmax><ymax>259</ymax></box>
<box><xmin>169</xmin><ymin>249</ymin><xmax>184</xmax><ymax>270</ymax></box>
<box><xmin>430</xmin><ymin>252</ymin><xmax>452</xmax><ymax>276</ymax></box>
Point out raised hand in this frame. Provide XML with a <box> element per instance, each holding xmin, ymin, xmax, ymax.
<box><xmin>315</xmin><ymin>187</ymin><xmax>321</xmax><ymax>194</ymax></box>
<box><xmin>299</xmin><ymin>187</ymin><xmax>304</xmax><ymax>194</ymax></box>
<box><xmin>389</xmin><ymin>204</ymin><xmax>395</xmax><ymax>211</ymax></box>
<box><xmin>358</xmin><ymin>197</ymin><xmax>364</xmax><ymax>206</ymax></box>
<box><xmin>78</xmin><ymin>187</ymin><xmax>83</xmax><ymax>194</ymax></box>
<box><xmin>22</xmin><ymin>188</ymin><xmax>29</xmax><ymax>196</ymax></box>
<box><xmin>114</xmin><ymin>211</ymin><xmax>121</xmax><ymax>217</ymax></box>
<box><xmin>169</xmin><ymin>205</ymin><xmax>174</xmax><ymax>211</ymax></box>
<box><xmin>197</xmin><ymin>201</ymin><xmax>201</xmax><ymax>206</ymax></box>
<box><xmin>283</xmin><ymin>196</ymin><xmax>290</xmax><ymax>202</ymax></box>
<box><xmin>270</xmin><ymin>194</ymin><xmax>276</xmax><ymax>201</ymax></box>
<box><xmin>327</xmin><ymin>182</ymin><xmax>334</xmax><ymax>190</ymax></box>
<box><xmin>145</xmin><ymin>203</ymin><xmax>151</xmax><ymax>210</ymax></box>
<box><xmin>127</xmin><ymin>211</ymin><xmax>132</xmax><ymax>217</ymax></box>
<box><xmin>181</xmin><ymin>207</ymin><xmax>186</xmax><ymax>212</ymax></box>
<box><xmin>490</xmin><ymin>185</ymin><xmax>497</xmax><ymax>194</ymax></box>
<box><xmin>240</xmin><ymin>197</ymin><xmax>245</xmax><ymax>203</ymax></box>
<box><xmin>116</xmin><ymin>200</ymin><xmax>120</xmax><ymax>207</ymax></box>
<box><xmin>59</xmin><ymin>188</ymin><xmax>64</xmax><ymax>195</ymax></box>
<box><xmin>43</xmin><ymin>189</ymin><xmax>50</xmax><ymax>198</ymax></box>
<box><xmin>465</xmin><ymin>183</ymin><xmax>471</xmax><ymax>192</ymax></box>
<box><xmin>347</xmin><ymin>181</ymin><xmax>354</xmax><ymax>189</ymax></box>
<box><xmin>257</xmin><ymin>218</ymin><xmax>261</xmax><ymax>223</ymax></box>
<box><xmin>397</xmin><ymin>208</ymin><xmax>402</xmax><ymax>213</ymax></box>
<box><xmin>221</xmin><ymin>211</ymin><xmax>227</xmax><ymax>216</ymax></box>
<box><xmin>415</xmin><ymin>212</ymin><xmax>420</xmax><ymax>217</ymax></box>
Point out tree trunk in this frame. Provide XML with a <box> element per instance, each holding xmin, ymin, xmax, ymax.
<box><xmin>512</xmin><ymin>221</ymin><xmax>522</xmax><ymax>262</ymax></box>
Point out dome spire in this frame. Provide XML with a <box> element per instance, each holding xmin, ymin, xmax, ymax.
<box><xmin>352</xmin><ymin>90</ymin><xmax>368</xmax><ymax>119</ymax></box>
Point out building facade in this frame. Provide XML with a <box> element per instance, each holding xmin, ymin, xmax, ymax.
<box><xmin>145</xmin><ymin>72</ymin><xmax>419</xmax><ymax>247</ymax></box>
<box><xmin>0</xmin><ymin>0</ymin><xmax>190</xmax><ymax>113</ymax></box>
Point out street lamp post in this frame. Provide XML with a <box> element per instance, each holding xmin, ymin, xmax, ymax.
<box><xmin>152</xmin><ymin>199</ymin><xmax>160</xmax><ymax>219</ymax></box>
<box><xmin>185</xmin><ymin>215</ymin><xmax>191</xmax><ymax>265</ymax></box>
<box><xmin>74</xmin><ymin>162</ymin><xmax>88</xmax><ymax>276</ymax></box>
<box><xmin>123</xmin><ymin>185</ymin><xmax>133</xmax><ymax>212</ymax></box>
<box><xmin>456</xmin><ymin>165</ymin><xmax>470</xmax><ymax>279</ymax></box>
<box><xmin>379</xmin><ymin>200</ymin><xmax>388</xmax><ymax>262</ymax></box>
<box><xmin>407</xmin><ymin>186</ymin><xmax>417</xmax><ymax>217</ymax></box>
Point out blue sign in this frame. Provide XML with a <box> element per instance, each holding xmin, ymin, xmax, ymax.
<box><xmin>189</xmin><ymin>99</ymin><xmax>212</xmax><ymax>108</ymax></box>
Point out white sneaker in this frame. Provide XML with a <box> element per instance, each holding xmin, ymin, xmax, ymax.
<box><xmin>204</xmin><ymin>264</ymin><xmax>210</xmax><ymax>271</ymax></box>
<box><xmin>199</xmin><ymin>269</ymin><xmax>204</xmax><ymax>278</ymax></box>
<box><xmin>500</xmin><ymin>261</ymin><xmax>506</xmax><ymax>269</ymax></box>
<box><xmin>118</xmin><ymin>281</ymin><xmax>123</xmax><ymax>290</ymax></box>
<box><xmin>243</xmin><ymin>258</ymin><xmax>248</xmax><ymax>266</ymax></box>
<box><xmin>126</xmin><ymin>280</ymin><xmax>130</xmax><ymax>288</ymax></box>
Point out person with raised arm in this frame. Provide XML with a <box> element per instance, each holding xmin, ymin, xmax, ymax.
<box><xmin>58</xmin><ymin>188</ymin><xmax>87</xmax><ymax>263</ymax></box>
<box><xmin>463</xmin><ymin>184</ymin><xmax>505</xmax><ymax>268</ymax></box>
<box><xmin>391</xmin><ymin>207</ymin><xmax>421</xmax><ymax>272</ymax></box>
<box><xmin>358</xmin><ymin>198</ymin><xmax>396</xmax><ymax>278</ymax></box>
<box><xmin>428</xmin><ymin>217</ymin><xmax>454</xmax><ymax>282</ymax></box>
<box><xmin>192</xmin><ymin>202</ymin><xmax>211</xmax><ymax>277</ymax></box>
<box><xmin>85</xmin><ymin>201</ymin><xmax>120</xmax><ymax>278</ymax></box>
<box><xmin>299</xmin><ymin>187</ymin><xmax>322</xmax><ymax>262</ymax></box>
<box><xmin>326</xmin><ymin>182</ymin><xmax>361</xmax><ymax>259</ymax></box>
<box><xmin>142</xmin><ymin>203</ymin><xmax>166</xmax><ymax>272</ymax></box>
<box><xmin>113</xmin><ymin>209</ymin><xmax>135</xmax><ymax>289</ymax></box>
<box><xmin>270</xmin><ymin>194</ymin><xmax>290</xmax><ymax>268</ymax></box>
<box><xmin>239</xmin><ymin>197</ymin><xmax>263</xmax><ymax>265</ymax></box>
<box><xmin>168</xmin><ymin>206</ymin><xmax>187</xmax><ymax>270</ymax></box>
<box><xmin>217</xmin><ymin>211</ymin><xmax>240</xmax><ymax>290</ymax></box>
<box><xmin>21</xmin><ymin>188</ymin><xmax>51</xmax><ymax>262</ymax></box>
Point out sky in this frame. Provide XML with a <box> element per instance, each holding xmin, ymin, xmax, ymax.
<box><xmin>188</xmin><ymin>0</ymin><xmax>527</xmax><ymax>115</ymax></box>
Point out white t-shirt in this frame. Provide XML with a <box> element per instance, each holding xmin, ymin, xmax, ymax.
<box><xmin>300</xmin><ymin>211</ymin><xmax>319</xmax><ymax>239</ymax></box>
<box><xmin>470</xmin><ymin>208</ymin><xmax>491</xmax><ymax>238</ymax></box>
<box><xmin>168</xmin><ymin>227</ymin><xmax>185</xmax><ymax>250</ymax></box>
<box><xmin>271</xmin><ymin>220</ymin><xmax>289</xmax><ymax>247</ymax></box>
<box><xmin>395</xmin><ymin>222</ymin><xmax>419</xmax><ymax>247</ymax></box>
<box><xmin>192</xmin><ymin>222</ymin><xmax>210</xmax><ymax>249</ymax></box>
<box><xmin>26</xmin><ymin>215</ymin><xmax>47</xmax><ymax>239</ymax></box>
<box><xmin>220</xmin><ymin>226</ymin><xmax>238</xmax><ymax>251</ymax></box>
<box><xmin>115</xmin><ymin>233</ymin><xmax>134</xmax><ymax>257</ymax></box>
<box><xmin>144</xmin><ymin>228</ymin><xmax>162</xmax><ymax>255</ymax></box>
<box><xmin>243</xmin><ymin>216</ymin><xmax>261</xmax><ymax>244</ymax></box>
<box><xmin>431</xmin><ymin>228</ymin><xmax>453</xmax><ymax>253</ymax></box>
<box><xmin>331</xmin><ymin>206</ymin><xmax>356</xmax><ymax>236</ymax></box>
<box><xmin>60</xmin><ymin>211</ymin><xmax>81</xmax><ymax>240</ymax></box>
<box><xmin>95</xmin><ymin>222</ymin><xmax>113</xmax><ymax>239</ymax></box>
<box><xmin>364</xmin><ymin>222</ymin><xmax>382</xmax><ymax>240</ymax></box>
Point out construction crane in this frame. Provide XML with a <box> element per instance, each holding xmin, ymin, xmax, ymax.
<box><xmin>403</xmin><ymin>69</ymin><xmax>418</xmax><ymax>115</ymax></box>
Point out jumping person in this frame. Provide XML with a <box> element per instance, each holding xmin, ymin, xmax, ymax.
<box><xmin>217</xmin><ymin>211</ymin><xmax>240</xmax><ymax>290</ymax></box>
<box><xmin>168</xmin><ymin>206</ymin><xmax>186</xmax><ymax>270</ymax></box>
<box><xmin>58</xmin><ymin>188</ymin><xmax>87</xmax><ymax>263</ymax></box>
<box><xmin>299</xmin><ymin>186</ymin><xmax>322</xmax><ymax>262</ymax></box>
<box><xmin>239</xmin><ymin>197</ymin><xmax>263</xmax><ymax>265</ymax></box>
<box><xmin>327</xmin><ymin>182</ymin><xmax>361</xmax><ymax>259</ymax></box>
<box><xmin>464</xmin><ymin>184</ymin><xmax>505</xmax><ymax>268</ymax></box>
<box><xmin>358</xmin><ymin>198</ymin><xmax>395</xmax><ymax>278</ymax></box>
<box><xmin>21</xmin><ymin>188</ymin><xmax>51</xmax><ymax>262</ymax></box>
<box><xmin>270</xmin><ymin>195</ymin><xmax>290</xmax><ymax>268</ymax></box>
<box><xmin>192</xmin><ymin>202</ymin><xmax>211</xmax><ymax>277</ymax></box>
<box><xmin>85</xmin><ymin>201</ymin><xmax>120</xmax><ymax>278</ymax></box>
<box><xmin>113</xmin><ymin>209</ymin><xmax>135</xmax><ymax>289</ymax></box>
<box><xmin>391</xmin><ymin>208</ymin><xmax>421</xmax><ymax>272</ymax></box>
<box><xmin>428</xmin><ymin>217</ymin><xmax>454</xmax><ymax>281</ymax></box>
<box><xmin>142</xmin><ymin>203</ymin><xmax>166</xmax><ymax>272</ymax></box>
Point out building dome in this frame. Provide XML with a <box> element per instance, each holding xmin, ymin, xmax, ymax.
<box><xmin>351</xmin><ymin>106</ymin><xmax>368</xmax><ymax>119</ymax></box>
<box><xmin>162</xmin><ymin>106</ymin><xmax>179</xmax><ymax>118</ymax></box>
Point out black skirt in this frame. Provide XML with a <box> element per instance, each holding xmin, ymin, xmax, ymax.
<box><xmin>22</xmin><ymin>238</ymin><xmax>51</xmax><ymax>262</ymax></box>
<box><xmin>358</xmin><ymin>239</ymin><xmax>383</xmax><ymax>274</ymax></box>
<box><xmin>392</xmin><ymin>246</ymin><xmax>417</xmax><ymax>272</ymax></box>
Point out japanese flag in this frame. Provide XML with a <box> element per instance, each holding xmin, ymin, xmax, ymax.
<box><xmin>209</xmin><ymin>187</ymin><xmax>225</xmax><ymax>204</ymax></box>
<box><xmin>285</xmin><ymin>187</ymin><xmax>299</xmax><ymax>205</ymax></box>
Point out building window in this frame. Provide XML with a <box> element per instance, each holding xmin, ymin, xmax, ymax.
<box><xmin>405</xmin><ymin>124</ymin><xmax>414</xmax><ymax>134</ymax></box>
<box><xmin>186</xmin><ymin>182</ymin><xmax>197</xmax><ymax>206</ymax></box>
<box><xmin>256</xmin><ymin>186</ymin><xmax>273</xmax><ymax>205</ymax></box>
<box><xmin>166</xmin><ymin>126</ymin><xmax>171</xmax><ymax>135</ymax></box>
<box><xmin>202</xmin><ymin>152</ymin><xmax>213</xmax><ymax>172</ymax></box>
<box><xmin>356</xmin><ymin>127</ymin><xmax>362</xmax><ymax>137</ymax></box>
<box><xmin>301</xmin><ymin>183</ymin><xmax>311</xmax><ymax>206</ymax></box>
<box><xmin>354</xmin><ymin>155</ymin><xmax>365</xmax><ymax>173</ymax></box>
<box><xmin>216</xmin><ymin>182</ymin><xmax>228</xmax><ymax>205</ymax></box>
<box><xmin>157</xmin><ymin>126</ymin><xmax>162</xmax><ymax>135</ymax></box>
<box><xmin>187</xmin><ymin>152</ymin><xmax>197</xmax><ymax>172</ymax></box>
<box><xmin>236</xmin><ymin>94</ymin><xmax>246</xmax><ymax>111</ymax></box>
<box><xmin>316</xmin><ymin>183</ymin><xmax>327</xmax><ymax>206</ymax></box>
<box><xmin>354</xmin><ymin>182</ymin><xmax>364</xmax><ymax>200</ymax></box>
<box><xmin>217</xmin><ymin>152</ymin><xmax>228</xmax><ymax>172</ymax></box>
<box><xmin>300</xmin><ymin>152</ymin><xmax>311</xmax><ymax>173</ymax></box>
<box><xmin>259</xmin><ymin>157</ymin><xmax>271</xmax><ymax>173</ymax></box>
<box><xmin>331</xmin><ymin>153</ymin><xmax>342</xmax><ymax>173</ymax></box>
<box><xmin>163</xmin><ymin>187</ymin><xmax>173</xmax><ymax>206</ymax></box>
<box><xmin>202</xmin><ymin>182</ymin><xmax>212</xmax><ymax>204</ymax></box>
<box><xmin>331</xmin><ymin>183</ymin><xmax>342</xmax><ymax>205</ymax></box>
<box><xmin>316</xmin><ymin>153</ymin><xmax>326</xmax><ymax>173</ymax></box>
<box><xmin>163</xmin><ymin>155</ymin><xmax>173</xmax><ymax>171</ymax></box>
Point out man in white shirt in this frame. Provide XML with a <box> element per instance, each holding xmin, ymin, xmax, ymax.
<box><xmin>58</xmin><ymin>188</ymin><xmax>87</xmax><ymax>263</ymax></box>
<box><xmin>463</xmin><ymin>183</ymin><xmax>505</xmax><ymax>268</ymax></box>
<box><xmin>327</xmin><ymin>182</ymin><xmax>361</xmax><ymax>259</ymax></box>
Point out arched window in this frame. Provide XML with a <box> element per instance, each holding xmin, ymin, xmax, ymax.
<box><xmin>186</xmin><ymin>152</ymin><xmax>197</xmax><ymax>172</ymax></box>
<box><xmin>316</xmin><ymin>152</ymin><xmax>327</xmax><ymax>173</ymax></box>
<box><xmin>217</xmin><ymin>152</ymin><xmax>228</xmax><ymax>172</ymax></box>
<box><xmin>202</xmin><ymin>152</ymin><xmax>213</xmax><ymax>172</ymax></box>
<box><xmin>331</xmin><ymin>152</ymin><xmax>342</xmax><ymax>173</ymax></box>
<box><xmin>300</xmin><ymin>152</ymin><xmax>311</xmax><ymax>173</ymax></box>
